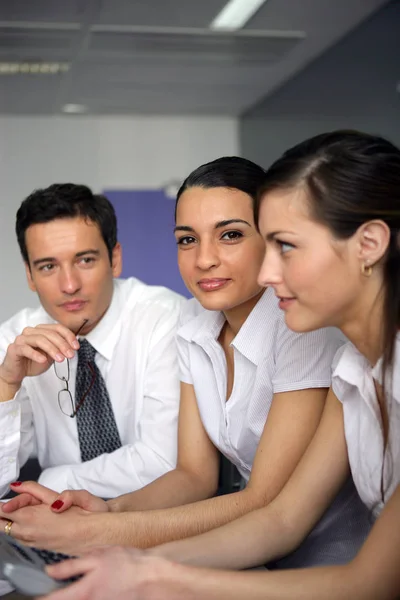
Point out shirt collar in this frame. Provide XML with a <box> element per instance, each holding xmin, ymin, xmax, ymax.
<box><xmin>178</xmin><ymin>288</ymin><xmax>276</xmax><ymax>366</ymax></box>
<box><xmin>332</xmin><ymin>343</ymin><xmax>370</xmax><ymax>388</ymax></box>
<box><xmin>333</xmin><ymin>334</ymin><xmax>400</xmax><ymax>405</ymax></box>
<box><xmin>178</xmin><ymin>304</ymin><xmax>226</xmax><ymax>345</ymax></box>
<box><xmin>79</xmin><ymin>280</ymin><xmax>122</xmax><ymax>361</ymax></box>
<box><xmin>231</xmin><ymin>289</ymin><xmax>276</xmax><ymax>365</ymax></box>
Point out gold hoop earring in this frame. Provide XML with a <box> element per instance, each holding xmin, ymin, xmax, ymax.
<box><xmin>361</xmin><ymin>262</ymin><xmax>373</xmax><ymax>277</ymax></box>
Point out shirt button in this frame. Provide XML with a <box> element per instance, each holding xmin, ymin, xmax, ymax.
<box><xmin>8</xmin><ymin>458</ymin><xmax>15</xmax><ymax>463</ymax></box>
<box><xmin>11</xmin><ymin>411</ymin><xmax>18</xmax><ymax>417</ymax></box>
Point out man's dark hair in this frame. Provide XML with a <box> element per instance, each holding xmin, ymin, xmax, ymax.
<box><xmin>16</xmin><ymin>183</ymin><xmax>118</xmax><ymax>264</ymax></box>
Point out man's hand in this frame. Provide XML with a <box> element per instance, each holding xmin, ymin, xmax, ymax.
<box><xmin>3</xmin><ymin>481</ymin><xmax>109</xmax><ymax>514</ymax></box>
<box><xmin>0</xmin><ymin>323</ymin><xmax>80</xmax><ymax>401</ymax></box>
<box><xmin>42</xmin><ymin>547</ymin><xmax>186</xmax><ymax>600</ymax></box>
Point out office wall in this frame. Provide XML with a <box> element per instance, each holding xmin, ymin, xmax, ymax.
<box><xmin>0</xmin><ymin>115</ymin><xmax>238</xmax><ymax>321</ymax></box>
<box><xmin>105</xmin><ymin>189</ymin><xmax>191</xmax><ymax>299</ymax></box>
<box><xmin>241</xmin><ymin>116</ymin><xmax>400</xmax><ymax>171</ymax></box>
<box><xmin>240</xmin><ymin>0</ymin><xmax>400</xmax><ymax>168</ymax></box>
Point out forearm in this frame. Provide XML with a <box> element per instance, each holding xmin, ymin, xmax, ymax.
<box><xmin>89</xmin><ymin>487</ymin><xmax>274</xmax><ymax>550</ymax></box>
<box><xmin>153</xmin><ymin>501</ymin><xmax>301</xmax><ymax>570</ymax></box>
<box><xmin>107</xmin><ymin>467</ymin><xmax>216</xmax><ymax>512</ymax></box>
<box><xmin>165</xmin><ymin>562</ymin><xmax>378</xmax><ymax>600</ymax></box>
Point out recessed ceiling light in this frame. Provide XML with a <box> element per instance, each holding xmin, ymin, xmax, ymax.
<box><xmin>210</xmin><ymin>0</ymin><xmax>267</xmax><ymax>31</ymax></box>
<box><xmin>62</xmin><ymin>104</ymin><xmax>87</xmax><ymax>114</ymax></box>
<box><xmin>0</xmin><ymin>62</ymin><xmax>70</xmax><ymax>75</ymax></box>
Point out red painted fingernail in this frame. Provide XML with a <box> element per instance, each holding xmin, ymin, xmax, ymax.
<box><xmin>10</xmin><ymin>481</ymin><xmax>22</xmax><ymax>486</ymax></box>
<box><xmin>51</xmin><ymin>500</ymin><xmax>64</xmax><ymax>510</ymax></box>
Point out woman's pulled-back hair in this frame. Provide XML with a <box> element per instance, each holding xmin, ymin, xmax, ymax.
<box><xmin>257</xmin><ymin>130</ymin><xmax>400</xmax><ymax>380</ymax></box>
<box><xmin>175</xmin><ymin>156</ymin><xmax>266</xmax><ymax>220</ymax></box>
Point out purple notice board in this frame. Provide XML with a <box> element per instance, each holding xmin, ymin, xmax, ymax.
<box><xmin>104</xmin><ymin>189</ymin><xmax>191</xmax><ymax>298</ymax></box>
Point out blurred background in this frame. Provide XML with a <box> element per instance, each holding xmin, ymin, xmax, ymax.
<box><xmin>0</xmin><ymin>0</ymin><xmax>399</xmax><ymax>318</ymax></box>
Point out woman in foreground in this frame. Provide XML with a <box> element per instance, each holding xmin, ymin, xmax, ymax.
<box><xmin>43</xmin><ymin>131</ymin><xmax>400</xmax><ymax>599</ymax></box>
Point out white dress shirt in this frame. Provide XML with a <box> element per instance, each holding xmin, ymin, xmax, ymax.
<box><xmin>178</xmin><ymin>287</ymin><xmax>345</xmax><ymax>481</ymax></box>
<box><xmin>332</xmin><ymin>334</ymin><xmax>400</xmax><ymax>520</ymax></box>
<box><xmin>0</xmin><ymin>278</ymin><xmax>186</xmax><ymax>499</ymax></box>
<box><xmin>177</xmin><ymin>288</ymin><xmax>371</xmax><ymax>567</ymax></box>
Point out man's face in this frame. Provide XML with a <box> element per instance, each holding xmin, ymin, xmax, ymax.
<box><xmin>24</xmin><ymin>216</ymin><xmax>122</xmax><ymax>334</ymax></box>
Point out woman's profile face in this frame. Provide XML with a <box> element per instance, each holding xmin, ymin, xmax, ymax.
<box><xmin>257</xmin><ymin>187</ymin><xmax>364</xmax><ymax>332</ymax></box>
<box><xmin>175</xmin><ymin>186</ymin><xmax>265</xmax><ymax>313</ymax></box>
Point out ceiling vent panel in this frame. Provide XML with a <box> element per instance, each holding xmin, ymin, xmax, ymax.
<box><xmin>88</xmin><ymin>31</ymin><xmax>303</xmax><ymax>63</ymax></box>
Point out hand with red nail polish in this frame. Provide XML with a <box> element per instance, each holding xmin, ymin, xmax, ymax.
<box><xmin>51</xmin><ymin>500</ymin><xmax>64</xmax><ymax>511</ymax></box>
<box><xmin>1</xmin><ymin>481</ymin><xmax>108</xmax><ymax>554</ymax></box>
<box><xmin>1</xmin><ymin>481</ymin><xmax>59</xmax><ymax>513</ymax></box>
<box><xmin>47</xmin><ymin>489</ymin><xmax>109</xmax><ymax>514</ymax></box>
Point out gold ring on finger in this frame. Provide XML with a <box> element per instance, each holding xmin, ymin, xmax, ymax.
<box><xmin>4</xmin><ymin>520</ymin><xmax>13</xmax><ymax>537</ymax></box>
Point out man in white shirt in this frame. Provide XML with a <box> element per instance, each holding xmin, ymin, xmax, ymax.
<box><xmin>0</xmin><ymin>183</ymin><xmax>185</xmax><ymax>500</ymax></box>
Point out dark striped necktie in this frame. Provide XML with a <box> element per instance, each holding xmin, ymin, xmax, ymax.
<box><xmin>75</xmin><ymin>339</ymin><xmax>122</xmax><ymax>462</ymax></box>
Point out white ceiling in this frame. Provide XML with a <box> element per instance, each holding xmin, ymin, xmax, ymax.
<box><xmin>0</xmin><ymin>0</ymin><xmax>391</xmax><ymax>116</ymax></box>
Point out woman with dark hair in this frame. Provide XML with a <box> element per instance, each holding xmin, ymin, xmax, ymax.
<box><xmin>1</xmin><ymin>156</ymin><xmax>367</xmax><ymax>568</ymax></box>
<box><xmin>42</xmin><ymin>132</ymin><xmax>400</xmax><ymax>599</ymax></box>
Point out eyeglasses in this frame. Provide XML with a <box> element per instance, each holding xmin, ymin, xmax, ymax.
<box><xmin>55</xmin><ymin>358</ymin><xmax>95</xmax><ymax>418</ymax></box>
<box><xmin>54</xmin><ymin>319</ymin><xmax>95</xmax><ymax>418</ymax></box>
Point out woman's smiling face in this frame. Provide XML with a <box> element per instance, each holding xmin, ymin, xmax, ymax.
<box><xmin>175</xmin><ymin>186</ymin><xmax>265</xmax><ymax>314</ymax></box>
